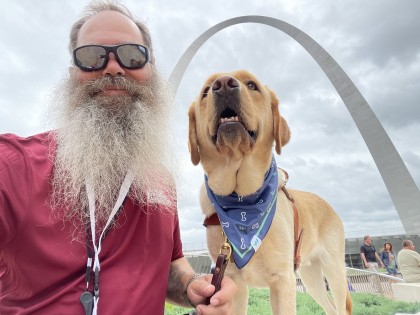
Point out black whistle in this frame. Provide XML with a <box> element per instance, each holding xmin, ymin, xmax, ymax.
<box><xmin>80</xmin><ymin>291</ymin><xmax>93</xmax><ymax>315</ymax></box>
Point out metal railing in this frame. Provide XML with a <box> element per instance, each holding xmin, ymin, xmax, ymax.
<box><xmin>345</xmin><ymin>267</ymin><xmax>405</xmax><ymax>297</ymax></box>
<box><xmin>297</xmin><ymin>267</ymin><xmax>406</xmax><ymax>298</ymax></box>
<box><xmin>183</xmin><ymin>242</ymin><xmax>208</xmax><ymax>254</ymax></box>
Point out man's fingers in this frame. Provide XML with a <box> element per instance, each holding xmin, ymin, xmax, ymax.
<box><xmin>188</xmin><ymin>276</ymin><xmax>237</xmax><ymax>315</ymax></box>
<box><xmin>188</xmin><ymin>275</ymin><xmax>215</xmax><ymax>304</ymax></box>
<box><xmin>208</xmin><ymin>277</ymin><xmax>237</xmax><ymax>306</ymax></box>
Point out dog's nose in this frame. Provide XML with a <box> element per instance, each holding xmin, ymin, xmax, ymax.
<box><xmin>212</xmin><ymin>76</ymin><xmax>239</xmax><ymax>94</ymax></box>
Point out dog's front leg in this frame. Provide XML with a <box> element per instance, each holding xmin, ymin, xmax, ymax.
<box><xmin>269</xmin><ymin>272</ymin><xmax>296</xmax><ymax>315</ymax></box>
<box><xmin>231</xmin><ymin>278</ymin><xmax>249</xmax><ymax>315</ymax></box>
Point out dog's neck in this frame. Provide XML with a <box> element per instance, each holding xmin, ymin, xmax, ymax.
<box><xmin>205</xmin><ymin>153</ymin><xmax>272</xmax><ymax>196</ymax></box>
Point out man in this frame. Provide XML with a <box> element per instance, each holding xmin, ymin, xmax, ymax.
<box><xmin>360</xmin><ymin>235</ymin><xmax>385</xmax><ymax>272</ymax></box>
<box><xmin>397</xmin><ymin>240</ymin><xmax>420</xmax><ymax>283</ymax></box>
<box><xmin>0</xmin><ymin>2</ymin><xmax>236</xmax><ymax>315</ymax></box>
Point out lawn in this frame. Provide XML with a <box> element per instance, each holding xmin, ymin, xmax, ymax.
<box><xmin>165</xmin><ymin>289</ymin><xmax>420</xmax><ymax>315</ymax></box>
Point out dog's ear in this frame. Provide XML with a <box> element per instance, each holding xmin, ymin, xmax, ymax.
<box><xmin>270</xmin><ymin>89</ymin><xmax>291</xmax><ymax>154</ymax></box>
<box><xmin>188</xmin><ymin>104</ymin><xmax>201</xmax><ymax>165</ymax></box>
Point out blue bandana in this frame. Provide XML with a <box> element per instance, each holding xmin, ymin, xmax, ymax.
<box><xmin>205</xmin><ymin>158</ymin><xmax>278</xmax><ymax>269</ymax></box>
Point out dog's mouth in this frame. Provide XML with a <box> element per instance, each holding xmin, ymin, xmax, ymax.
<box><xmin>211</xmin><ymin>107</ymin><xmax>257</xmax><ymax>145</ymax></box>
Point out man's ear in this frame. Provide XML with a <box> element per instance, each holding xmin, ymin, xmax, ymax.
<box><xmin>270</xmin><ymin>89</ymin><xmax>291</xmax><ymax>154</ymax></box>
<box><xmin>188</xmin><ymin>104</ymin><xmax>200</xmax><ymax>165</ymax></box>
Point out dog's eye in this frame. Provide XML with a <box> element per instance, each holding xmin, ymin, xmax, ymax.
<box><xmin>201</xmin><ymin>86</ymin><xmax>210</xmax><ymax>99</ymax></box>
<box><xmin>246</xmin><ymin>81</ymin><xmax>258</xmax><ymax>91</ymax></box>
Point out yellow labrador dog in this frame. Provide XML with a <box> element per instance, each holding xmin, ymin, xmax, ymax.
<box><xmin>188</xmin><ymin>70</ymin><xmax>352</xmax><ymax>315</ymax></box>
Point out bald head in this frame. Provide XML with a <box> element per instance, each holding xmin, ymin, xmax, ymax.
<box><xmin>69</xmin><ymin>1</ymin><xmax>155</xmax><ymax>63</ymax></box>
<box><xmin>77</xmin><ymin>11</ymin><xmax>143</xmax><ymax>47</ymax></box>
<box><xmin>402</xmin><ymin>240</ymin><xmax>414</xmax><ymax>250</ymax></box>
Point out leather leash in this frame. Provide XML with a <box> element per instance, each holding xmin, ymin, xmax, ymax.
<box><xmin>184</xmin><ymin>238</ymin><xmax>231</xmax><ymax>315</ymax></box>
<box><xmin>206</xmin><ymin>240</ymin><xmax>231</xmax><ymax>304</ymax></box>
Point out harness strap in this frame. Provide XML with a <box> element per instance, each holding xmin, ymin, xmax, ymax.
<box><xmin>278</xmin><ymin>168</ymin><xmax>304</xmax><ymax>271</ymax></box>
<box><xmin>292</xmin><ymin>203</ymin><xmax>304</xmax><ymax>271</ymax></box>
<box><xmin>203</xmin><ymin>213</ymin><xmax>220</xmax><ymax>227</ymax></box>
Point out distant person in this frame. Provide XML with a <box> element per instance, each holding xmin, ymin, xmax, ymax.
<box><xmin>380</xmin><ymin>242</ymin><xmax>398</xmax><ymax>277</ymax></box>
<box><xmin>360</xmin><ymin>235</ymin><xmax>385</xmax><ymax>272</ymax></box>
<box><xmin>397</xmin><ymin>240</ymin><xmax>420</xmax><ymax>283</ymax></box>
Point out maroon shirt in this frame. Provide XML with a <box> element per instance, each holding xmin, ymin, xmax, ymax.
<box><xmin>0</xmin><ymin>132</ymin><xmax>183</xmax><ymax>314</ymax></box>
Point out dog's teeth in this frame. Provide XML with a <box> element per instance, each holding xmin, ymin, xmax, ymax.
<box><xmin>220</xmin><ymin>116</ymin><xmax>240</xmax><ymax>124</ymax></box>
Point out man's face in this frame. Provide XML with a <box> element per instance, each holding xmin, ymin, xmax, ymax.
<box><xmin>365</xmin><ymin>237</ymin><xmax>372</xmax><ymax>245</ymax></box>
<box><xmin>50</xmin><ymin>11</ymin><xmax>178</xmax><ymax>232</ymax></box>
<box><xmin>71</xmin><ymin>10</ymin><xmax>152</xmax><ymax>95</ymax></box>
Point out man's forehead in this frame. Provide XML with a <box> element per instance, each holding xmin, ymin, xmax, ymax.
<box><xmin>77</xmin><ymin>11</ymin><xmax>144</xmax><ymax>46</ymax></box>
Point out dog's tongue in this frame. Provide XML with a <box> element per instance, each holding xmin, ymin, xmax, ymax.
<box><xmin>216</xmin><ymin>122</ymin><xmax>254</xmax><ymax>154</ymax></box>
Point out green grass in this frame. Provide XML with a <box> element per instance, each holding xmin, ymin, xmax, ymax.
<box><xmin>164</xmin><ymin>289</ymin><xmax>420</xmax><ymax>315</ymax></box>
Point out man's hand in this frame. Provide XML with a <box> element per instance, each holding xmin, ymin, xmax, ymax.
<box><xmin>364</xmin><ymin>262</ymin><xmax>370</xmax><ymax>269</ymax></box>
<box><xmin>187</xmin><ymin>274</ymin><xmax>237</xmax><ymax>315</ymax></box>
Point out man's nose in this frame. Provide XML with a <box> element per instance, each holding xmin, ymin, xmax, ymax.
<box><xmin>102</xmin><ymin>52</ymin><xmax>125</xmax><ymax>76</ymax></box>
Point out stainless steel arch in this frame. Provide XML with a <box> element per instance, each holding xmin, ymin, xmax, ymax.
<box><xmin>169</xmin><ymin>15</ymin><xmax>420</xmax><ymax>234</ymax></box>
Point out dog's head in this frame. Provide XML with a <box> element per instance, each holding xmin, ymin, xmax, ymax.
<box><xmin>188</xmin><ymin>70</ymin><xmax>290</xmax><ymax>195</ymax></box>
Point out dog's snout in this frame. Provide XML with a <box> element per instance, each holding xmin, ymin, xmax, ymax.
<box><xmin>212</xmin><ymin>76</ymin><xmax>240</xmax><ymax>94</ymax></box>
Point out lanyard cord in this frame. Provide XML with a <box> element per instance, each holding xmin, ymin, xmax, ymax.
<box><xmin>84</xmin><ymin>195</ymin><xmax>127</xmax><ymax>291</ymax></box>
<box><xmin>84</xmin><ymin>171</ymin><xmax>134</xmax><ymax>315</ymax></box>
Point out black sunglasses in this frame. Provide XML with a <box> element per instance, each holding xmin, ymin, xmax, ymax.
<box><xmin>73</xmin><ymin>44</ymin><xmax>149</xmax><ymax>72</ymax></box>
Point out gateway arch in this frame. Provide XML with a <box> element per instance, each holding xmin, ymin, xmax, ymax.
<box><xmin>169</xmin><ymin>15</ymin><xmax>420</xmax><ymax>234</ymax></box>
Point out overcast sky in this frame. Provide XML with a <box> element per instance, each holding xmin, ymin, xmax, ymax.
<box><xmin>1</xmin><ymin>0</ymin><xmax>419</xmax><ymax>248</ymax></box>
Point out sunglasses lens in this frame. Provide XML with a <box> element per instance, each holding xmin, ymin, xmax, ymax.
<box><xmin>74</xmin><ymin>46</ymin><xmax>107</xmax><ymax>70</ymax></box>
<box><xmin>74</xmin><ymin>46</ymin><xmax>106</xmax><ymax>70</ymax></box>
<box><xmin>117</xmin><ymin>44</ymin><xmax>148</xmax><ymax>69</ymax></box>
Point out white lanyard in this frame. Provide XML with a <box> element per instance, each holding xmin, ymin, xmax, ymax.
<box><xmin>85</xmin><ymin>171</ymin><xmax>134</xmax><ymax>315</ymax></box>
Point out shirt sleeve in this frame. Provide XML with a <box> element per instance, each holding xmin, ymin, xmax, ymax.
<box><xmin>171</xmin><ymin>211</ymin><xmax>184</xmax><ymax>261</ymax></box>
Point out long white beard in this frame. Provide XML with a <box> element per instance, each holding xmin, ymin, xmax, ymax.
<box><xmin>48</xmin><ymin>73</ymin><xmax>177</xmax><ymax>231</ymax></box>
